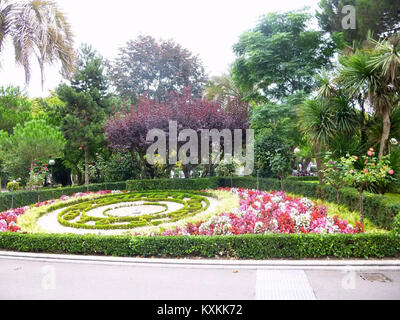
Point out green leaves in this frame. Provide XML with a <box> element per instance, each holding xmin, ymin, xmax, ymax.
<box><xmin>232</xmin><ymin>9</ymin><xmax>335</xmax><ymax>101</ymax></box>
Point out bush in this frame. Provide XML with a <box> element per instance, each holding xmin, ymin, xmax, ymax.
<box><xmin>126</xmin><ymin>177</ymin><xmax>221</xmax><ymax>191</ymax></box>
<box><xmin>0</xmin><ymin>232</ymin><xmax>398</xmax><ymax>259</ymax></box>
<box><xmin>6</xmin><ymin>181</ymin><xmax>19</xmax><ymax>192</ymax></box>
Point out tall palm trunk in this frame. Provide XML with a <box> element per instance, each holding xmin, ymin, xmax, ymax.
<box><xmin>379</xmin><ymin>109</ymin><xmax>391</xmax><ymax>158</ymax></box>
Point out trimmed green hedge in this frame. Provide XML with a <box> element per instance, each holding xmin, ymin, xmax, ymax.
<box><xmin>286</xmin><ymin>176</ymin><xmax>319</xmax><ymax>182</ymax></box>
<box><xmin>0</xmin><ymin>232</ymin><xmax>399</xmax><ymax>259</ymax></box>
<box><xmin>126</xmin><ymin>177</ymin><xmax>221</xmax><ymax>191</ymax></box>
<box><xmin>0</xmin><ymin>181</ymin><xmax>126</xmax><ymax>212</ymax></box>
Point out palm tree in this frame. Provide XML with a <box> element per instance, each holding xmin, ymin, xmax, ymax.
<box><xmin>0</xmin><ymin>0</ymin><xmax>75</xmax><ymax>90</ymax></box>
<box><xmin>298</xmin><ymin>99</ymin><xmax>335</xmax><ymax>183</ymax></box>
<box><xmin>298</xmin><ymin>97</ymin><xmax>358</xmax><ymax>183</ymax></box>
<box><xmin>368</xmin><ymin>35</ymin><xmax>400</xmax><ymax>157</ymax></box>
<box><xmin>338</xmin><ymin>35</ymin><xmax>400</xmax><ymax>157</ymax></box>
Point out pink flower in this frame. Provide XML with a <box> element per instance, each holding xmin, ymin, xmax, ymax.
<box><xmin>388</xmin><ymin>169</ymin><xmax>395</xmax><ymax>175</ymax></box>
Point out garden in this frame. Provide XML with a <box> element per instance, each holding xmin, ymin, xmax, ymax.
<box><xmin>1</xmin><ymin>1</ymin><xmax>400</xmax><ymax>259</ymax></box>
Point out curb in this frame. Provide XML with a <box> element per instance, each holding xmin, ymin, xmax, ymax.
<box><xmin>1</xmin><ymin>251</ymin><xmax>400</xmax><ymax>270</ymax></box>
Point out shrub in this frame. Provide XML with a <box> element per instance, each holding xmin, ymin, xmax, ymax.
<box><xmin>0</xmin><ymin>232</ymin><xmax>398</xmax><ymax>259</ymax></box>
<box><xmin>6</xmin><ymin>181</ymin><xmax>19</xmax><ymax>192</ymax></box>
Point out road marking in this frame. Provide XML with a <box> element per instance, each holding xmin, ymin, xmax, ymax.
<box><xmin>256</xmin><ymin>269</ymin><xmax>316</xmax><ymax>300</ymax></box>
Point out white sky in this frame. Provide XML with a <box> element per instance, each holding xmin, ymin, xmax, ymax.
<box><xmin>0</xmin><ymin>0</ymin><xmax>320</xmax><ymax>98</ymax></box>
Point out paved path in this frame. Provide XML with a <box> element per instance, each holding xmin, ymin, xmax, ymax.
<box><xmin>0</xmin><ymin>252</ymin><xmax>399</xmax><ymax>300</ymax></box>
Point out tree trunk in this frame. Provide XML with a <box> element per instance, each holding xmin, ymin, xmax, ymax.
<box><xmin>359</xmin><ymin>96</ymin><xmax>367</xmax><ymax>148</ymax></box>
<box><xmin>84</xmin><ymin>145</ymin><xmax>89</xmax><ymax>186</ymax></box>
<box><xmin>379</xmin><ymin>109</ymin><xmax>391</xmax><ymax>158</ymax></box>
<box><xmin>314</xmin><ymin>143</ymin><xmax>324</xmax><ymax>184</ymax></box>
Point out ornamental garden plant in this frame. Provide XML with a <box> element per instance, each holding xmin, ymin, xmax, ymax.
<box><xmin>340</xmin><ymin>148</ymin><xmax>395</xmax><ymax>227</ymax></box>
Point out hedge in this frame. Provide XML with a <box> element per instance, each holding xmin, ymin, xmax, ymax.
<box><xmin>0</xmin><ymin>181</ymin><xmax>126</xmax><ymax>212</ymax></box>
<box><xmin>0</xmin><ymin>232</ymin><xmax>399</xmax><ymax>259</ymax></box>
<box><xmin>126</xmin><ymin>177</ymin><xmax>221</xmax><ymax>191</ymax></box>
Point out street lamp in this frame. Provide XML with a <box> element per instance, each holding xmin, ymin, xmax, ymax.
<box><xmin>49</xmin><ymin>160</ymin><xmax>55</xmax><ymax>187</ymax></box>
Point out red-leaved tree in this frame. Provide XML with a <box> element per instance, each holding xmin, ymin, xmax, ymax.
<box><xmin>105</xmin><ymin>87</ymin><xmax>249</xmax><ymax>178</ymax></box>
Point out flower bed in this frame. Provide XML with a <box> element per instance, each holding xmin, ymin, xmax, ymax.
<box><xmin>0</xmin><ymin>190</ymin><xmax>114</xmax><ymax>233</ymax></box>
<box><xmin>161</xmin><ymin>188</ymin><xmax>364</xmax><ymax>236</ymax></box>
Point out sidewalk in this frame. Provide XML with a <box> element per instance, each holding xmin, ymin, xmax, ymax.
<box><xmin>1</xmin><ymin>251</ymin><xmax>399</xmax><ymax>300</ymax></box>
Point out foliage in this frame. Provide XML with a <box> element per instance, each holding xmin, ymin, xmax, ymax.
<box><xmin>340</xmin><ymin>148</ymin><xmax>394</xmax><ymax>193</ymax></box>
<box><xmin>6</xmin><ymin>180</ymin><xmax>19</xmax><ymax>192</ymax></box>
<box><xmin>27</xmin><ymin>163</ymin><xmax>48</xmax><ymax>189</ymax></box>
<box><xmin>105</xmin><ymin>87</ymin><xmax>249</xmax><ymax>178</ymax></box>
<box><xmin>0</xmin><ymin>86</ymin><xmax>33</xmax><ymax>134</ymax></box>
<box><xmin>0</xmin><ymin>0</ymin><xmax>75</xmax><ymax>87</ymax></box>
<box><xmin>57</xmin><ymin>190</ymin><xmax>210</xmax><ymax>230</ymax></box>
<box><xmin>107</xmin><ymin>35</ymin><xmax>207</xmax><ymax>102</ymax></box>
<box><xmin>56</xmin><ymin>45</ymin><xmax>111</xmax><ymax>185</ymax></box>
<box><xmin>0</xmin><ymin>119</ymin><xmax>65</xmax><ymax>182</ymax></box>
<box><xmin>317</xmin><ymin>0</ymin><xmax>400</xmax><ymax>45</ymax></box>
<box><xmin>231</xmin><ymin>9</ymin><xmax>335</xmax><ymax>101</ymax></box>
<box><xmin>0</xmin><ymin>232</ymin><xmax>399</xmax><ymax>258</ymax></box>
<box><xmin>322</xmin><ymin>152</ymin><xmax>346</xmax><ymax>202</ymax></box>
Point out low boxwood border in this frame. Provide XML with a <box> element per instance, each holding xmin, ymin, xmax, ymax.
<box><xmin>0</xmin><ymin>181</ymin><xmax>126</xmax><ymax>212</ymax></box>
<box><xmin>0</xmin><ymin>232</ymin><xmax>399</xmax><ymax>259</ymax></box>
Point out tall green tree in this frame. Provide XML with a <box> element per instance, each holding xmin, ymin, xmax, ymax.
<box><xmin>231</xmin><ymin>9</ymin><xmax>335</xmax><ymax>102</ymax></box>
<box><xmin>107</xmin><ymin>35</ymin><xmax>207</xmax><ymax>102</ymax></box>
<box><xmin>0</xmin><ymin>119</ymin><xmax>65</xmax><ymax>181</ymax></box>
<box><xmin>57</xmin><ymin>45</ymin><xmax>111</xmax><ymax>186</ymax></box>
<box><xmin>0</xmin><ymin>0</ymin><xmax>75</xmax><ymax>88</ymax></box>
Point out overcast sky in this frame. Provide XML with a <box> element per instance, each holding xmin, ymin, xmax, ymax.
<box><xmin>0</xmin><ymin>0</ymin><xmax>320</xmax><ymax>98</ymax></box>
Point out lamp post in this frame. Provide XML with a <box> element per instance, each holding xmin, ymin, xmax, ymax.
<box><xmin>49</xmin><ymin>160</ymin><xmax>55</xmax><ymax>187</ymax></box>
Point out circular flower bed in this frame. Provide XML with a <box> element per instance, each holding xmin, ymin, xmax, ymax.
<box><xmin>57</xmin><ymin>190</ymin><xmax>210</xmax><ymax>230</ymax></box>
<box><xmin>161</xmin><ymin>188</ymin><xmax>364</xmax><ymax>236</ymax></box>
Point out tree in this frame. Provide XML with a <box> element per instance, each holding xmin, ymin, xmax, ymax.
<box><xmin>105</xmin><ymin>87</ymin><xmax>249</xmax><ymax>179</ymax></box>
<box><xmin>0</xmin><ymin>119</ymin><xmax>65</xmax><ymax>181</ymax></box>
<box><xmin>231</xmin><ymin>9</ymin><xmax>335</xmax><ymax>101</ymax></box>
<box><xmin>317</xmin><ymin>0</ymin><xmax>400</xmax><ymax>45</ymax></box>
<box><xmin>107</xmin><ymin>35</ymin><xmax>207</xmax><ymax>102</ymax></box>
<box><xmin>0</xmin><ymin>86</ymin><xmax>32</xmax><ymax>133</ymax></box>
<box><xmin>56</xmin><ymin>45</ymin><xmax>111</xmax><ymax>186</ymax></box>
<box><xmin>298</xmin><ymin>96</ymin><xmax>358</xmax><ymax>183</ymax></box>
<box><xmin>338</xmin><ymin>36</ymin><xmax>400</xmax><ymax>157</ymax></box>
<box><xmin>0</xmin><ymin>0</ymin><xmax>75</xmax><ymax>88</ymax></box>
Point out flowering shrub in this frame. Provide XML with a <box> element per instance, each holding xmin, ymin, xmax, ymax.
<box><xmin>340</xmin><ymin>147</ymin><xmax>395</xmax><ymax>226</ymax></box>
<box><xmin>0</xmin><ymin>207</ymin><xmax>26</xmax><ymax>232</ymax></box>
<box><xmin>161</xmin><ymin>188</ymin><xmax>363</xmax><ymax>236</ymax></box>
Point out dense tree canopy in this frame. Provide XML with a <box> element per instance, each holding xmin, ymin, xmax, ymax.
<box><xmin>231</xmin><ymin>10</ymin><xmax>335</xmax><ymax>101</ymax></box>
<box><xmin>317</xmin><ymin>0</ymin><xmax>400</xmax><ymax>44</ymax></box>
<box><xmin>107</xmin><ymin>35</ymin><xmax>207</xmax><ymax>102</ymax></box>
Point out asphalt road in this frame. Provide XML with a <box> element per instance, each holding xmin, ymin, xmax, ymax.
<box><xmin>0</xmin><ymin>253</ymin><xmax>399</xmax><ymax>300</ymax></box>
